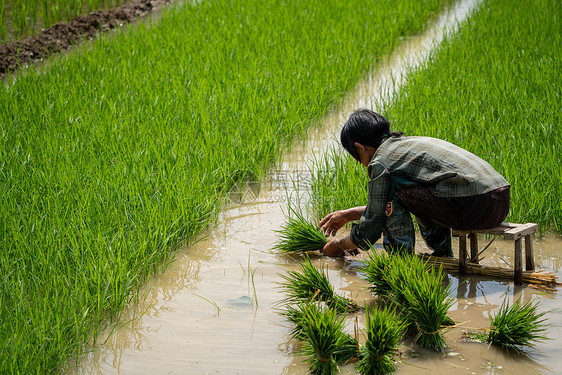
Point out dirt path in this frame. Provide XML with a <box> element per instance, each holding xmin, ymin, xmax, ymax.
<box><xmin>0</xmin><ymin>0</ymin><xmax>175</xmax><ymax>76</ymax></box>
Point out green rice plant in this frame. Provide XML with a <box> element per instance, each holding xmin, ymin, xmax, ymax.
<box><xmin>487</xmin><ymin>297</ymin><xmax>548</xmax><ymax>350</ymax></box>
<box><xmin>298</xmin><ymin>302</ymin><xmax>358</xmax><ymax>374</ymax></box>
<box><xmin>357</xmin><ymin>304</ymin><xmax>407</xmax><ymax>375</ymax></box>
<box><xmin>279</xmin><ymin>257</ymin><xmax>356</xmax><ymax>313</ymax></box>
<box><xmin>274</xmin><ymin>211</ymin><xmax>328</xmax><ymax>253</ymax></box>
<box><xmin>310</xmin><ymin>145</ymin><xmax>369</xmax><ymax>219</ymax></box>
<box><xmin>362</xmin><ymin>250</ymin><xmax>392</xmax><ymax>298</ymax></box>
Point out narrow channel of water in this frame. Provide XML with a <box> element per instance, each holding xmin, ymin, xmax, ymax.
<box><xmin>67</xmin><ymin>0</ymin><xmax>562</xmax><ymax>373</ymax></box>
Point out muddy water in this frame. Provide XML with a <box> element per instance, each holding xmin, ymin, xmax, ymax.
<box><xmin>67</xmin><ymin>0</ymin><xmax>562</xmax><ymax>374</ymax></box>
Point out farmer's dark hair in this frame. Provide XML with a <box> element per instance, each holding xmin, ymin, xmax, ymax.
<box><xmin>340</xmin><ymin>109</ymin><xmax>403</xmax><ymax>161</ymax></box>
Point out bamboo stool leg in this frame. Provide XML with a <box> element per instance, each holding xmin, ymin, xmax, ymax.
<box><xmin>514</xmin><ymin>238</ymin><xmax>523</xmax><ymax>284</ymax></box>
<box><xmin>469</xmin><ymin>233</ymin><xmax>479</xmax><ymax>263</ymax></box>
<box><xmin>525</xmin><ymin>234</ymin><xmax>535</xmax><ymax>271</ymax></box>
<box><xmin>459</xmin><ymin>234</ymin><xmax>467</xmax><ymax>275</ymax></box>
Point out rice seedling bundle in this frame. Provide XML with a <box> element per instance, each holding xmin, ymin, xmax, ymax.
<box><xmin>487</xmin><ymin>297</ymin><xmax>548</xmax><ymax>350</ymax></box>
<box><xmin>362</xmin><ymin>252</ymin><xmax>454</xmax><ymax>351</ymax></box>
<box><xmin>1</xmin><ymin>0</ymin><xmax>455</xmax><ymax>371</ymax></box>
<box><xmin>274</xmin><ymin>212</ymin><xmax>327</xmax><ymax>253</ymax></box>
<box><xmin>396</xmin><ymin>267</ymin><xmax>454</xmax><ymax>351</ymax></box>
<box><xmin>279</xmin><ymin>257</ymin><xmax>355</xmax><ymax>313</ymax></box>
<box><xmin>298</xmin><ymin>302</ymin><xmax>358</xmax><ymax>375</ymax></box>
<box><xmin>362</xmin><ymin>250</ymin><xmax>392</xmax><ymax>298</ymax></box>
<box><xmin>357</xmin><ymin>304</ymin><xmax>407</xmax><ymax>375</ymax></box>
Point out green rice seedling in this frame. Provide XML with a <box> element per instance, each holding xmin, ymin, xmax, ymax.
<box><xmin>357</xmin><ymin>304</ymin><xmax>407</xmax><ymax>375</ymax></box>
<box><xmin>279</xmin><ymin>257</ymin><xmax>355</xmax><ymax>313</ymax></box>
<box><xmin>362</xmin><ymin>250</ymin><xmax>392</xmax><ymax>298</ymax></box>
<box><xmin>283</xmin><ymin>301</ymin><xmax>358</xmax><ymax>364</ymax></box>
<box><xmin>363</xmin><ymin>252</ymin><xmax>454</xmax><ymax>350</ymax></box>
<box><xmin>487</xmin><ymin>297</ymin><xmax>548</xmax><ymax>350</ymax></box>
<box><xmin>274</xmin><ymin>212</ymin><xmax>327</xmax><ymax>253</ymax></box>
<box><xmin>397</xmin><ymin>266</ymin><xmax>454</xmax><ymax>351</ymax></box>
<box><xmin>310</xmin><ymin>145</ymin><xmax>369</xmax><ymax>219</ymax></box>
<box><xmin>299</xmin><ymin>302</ymin><xmax>358</xmax><ymax>374</ymax></box>
<box><xmin>282</xmin><ymin>303</ymin><xmax>309</xmax><ymax>341</ymax></box>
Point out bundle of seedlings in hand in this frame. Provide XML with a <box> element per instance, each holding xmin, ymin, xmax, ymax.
<box><xmin>487</xmin><ymin>297</ymin><xmax>548</xmax><ymax>351</ymax></box>
<box><xmin>298</xmin><ymin>302</ymin><xmax>358</xmax><ymax>374</ymax></box>
<box><xmin>280</xmin><ymin>257</ymin><xmax>356</xmax><ymax>313</ymax></box>
<box><xmin>274</xmin><ymin>211</ymin><xmax>328</xmax><ymax>253</ymax></box>
<box><xmin>357</xmin><ymin>304</ymin><xmax>407</xmax><ymax>375</ymax></box>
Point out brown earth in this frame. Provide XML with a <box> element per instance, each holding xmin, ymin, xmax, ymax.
<box><xmin>0</xmin><ymin>0</ymin><xmax>174</xmax><ymax>76</ymax></box>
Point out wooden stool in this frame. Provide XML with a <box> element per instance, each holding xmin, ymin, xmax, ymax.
<box><xmin>452</xmin><ymin>223</ymin><xmax>538</xmax><ymax>284</ymax></box>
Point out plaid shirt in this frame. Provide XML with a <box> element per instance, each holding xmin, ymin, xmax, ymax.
<box><xmin>350</xmin><ymin>136</ymin><xmax>509</xmax><ymax>249</ymax></box>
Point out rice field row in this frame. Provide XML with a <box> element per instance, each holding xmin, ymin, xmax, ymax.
<box><xmin>311</xmin><ymin>0</ymin><xmax>561</xmax><ymax>233</ymax></box>
<box><xmin>0</xmin><ymin>0</ymin><xmax>454</xmax><ymax>372</ymax></box>
<box><xmin>0</xmin><ymin>0</ymin><xmax>131</xmax><ymax>41</ymax></box>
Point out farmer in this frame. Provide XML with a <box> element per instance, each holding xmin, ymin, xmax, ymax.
<box><xmin>319</xmin><ymin>109</ymin><xmax>510</xmax><ymax>257</ymax></box>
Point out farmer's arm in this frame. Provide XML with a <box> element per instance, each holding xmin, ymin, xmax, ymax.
<box><xmin>321</xmin><ymin>165</ymin><xmax>391</xmax><ymax>256</ymax></box>
<box><xmin>319</xmin><ymin>206</ymin><xmax>366</xmax><ymax>236</ymax></box>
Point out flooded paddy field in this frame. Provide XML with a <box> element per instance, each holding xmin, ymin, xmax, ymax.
<box><xmin>67</xmin><ymin>190</ymin><xmax>562</xmax><ymax>374</ymax></box>
<box><xmin>4</xmin><ymin>0</ymin><xmax>460</xmax><ymax>372</ymax></box>
<box><xmin>67</xmin><ymin>146</ymin><xmax>562</xmax><ymax>374</ymax></box>
<box><xmin>67</xmin><ymin>1</ymin><xmax>561</xmax><ymax>373</ymax></box>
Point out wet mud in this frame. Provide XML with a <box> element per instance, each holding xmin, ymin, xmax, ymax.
<box><xmin>0</xmin><ymin>0</ymin><xmax>174</xmax><ymax>76</ymax></box>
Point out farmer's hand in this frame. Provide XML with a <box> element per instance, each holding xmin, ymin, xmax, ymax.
<box><xmin>321</xmin><ymin>239</ymin><xmax>346</xmax><ymax>257</ymax></box>
<box><xmin>319</xmin><ymin>210</ymin><xmax>348</xmax><ymax>236</ymax></box>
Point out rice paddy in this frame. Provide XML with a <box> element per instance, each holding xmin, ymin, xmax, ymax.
<box><xmin>2</xmin><ymin>1</ymin><xmax>459</xmax><ymax>370</ymax></box>
<box><xmin>2</xmin><ymin>0</ymin><xmax>560</xmax><ymax>373</ymax></box>
<box><xmin>310</xmin><ymin>0</ymin><xmax>561</xmax><ymax>232</ymax></box>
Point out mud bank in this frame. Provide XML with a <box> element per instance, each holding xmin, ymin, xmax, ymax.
<box><xmin>0</xmin><ymin>0</ymin><xmax>175</xmax><ymax>75</ymax></box>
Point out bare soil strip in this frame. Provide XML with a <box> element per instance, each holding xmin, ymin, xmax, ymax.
<box><xmin>0</xmin><ymin>0</ymin><xmax>174</xmax><ymax>76</ymax></box>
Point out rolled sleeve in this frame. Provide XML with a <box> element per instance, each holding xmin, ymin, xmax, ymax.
<box><xmin>350</xmin><ymin>166</ymin><xmax>391</xmax><ymax>249</ymax></box>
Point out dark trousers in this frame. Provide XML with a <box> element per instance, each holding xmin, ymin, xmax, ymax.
<box><xmin>383</xmin><ymin>186</ymin><xmax>510</xmax><ymax>257</ymax></box>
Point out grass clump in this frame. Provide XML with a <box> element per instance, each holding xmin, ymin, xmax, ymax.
<box><xmin>357</xmin><ymin>304</ymin><xmax>406</xmax><ymax>375</ymax></box>
<box><xmin>274</xmin><ymin>212</ymin><xmax>327</xmax><ymax>253</ymax></box>
<box><xmin>279</xmin><ymin>257</ymin><xmax>356</xmax><ymax>313</ymax></box>
<box><xmin>487</xmin><ymin>298</ymin><xmax>548</xmax><ymax>350</ymax></box>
